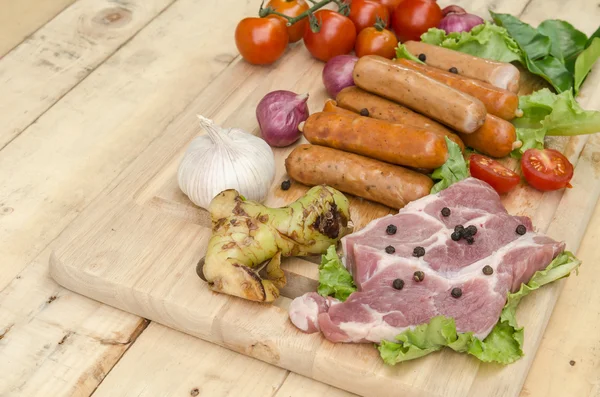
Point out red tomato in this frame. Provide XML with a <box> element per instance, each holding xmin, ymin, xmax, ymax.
<box><xmin>391</xmin><ymin>0</ymin><xmax>443</xmax><ymax>42</ymax></box>
<box><xmin>469</xmin><ymin>154</ymin><xmax>520</xmax><ymax>194</ymax></box>
<box><xmin>349</xmin><ymin>0</ymin><xmax>390</xmax><ymax>33</ymax></box>
<box><xmin>303</xmin><ymin>10</ymin><xmax>357</xmax><ymax>62</ymax></box>
<box><xmin>235</xmin><ymin>17</ymin><xmax>289</xmax><ymax>65</ymax></box>
<box><xmin>266</xmin><ymin>0</ymin><xmax>310</xmax><ymax>43</ymax></box>
<box><xmin>521</xmin><ymin>148</ymin><xmax>574</xmax><ymax>191</ymax></box>
<box><xmin>355</xmin><ymin>24</ymin><xmax>398</xmax><ymax>58</ymax></box>
<box><xmin>372</xmin><ymin>0</ymin><xmax>404</xmax><ymax>16</ymax></box>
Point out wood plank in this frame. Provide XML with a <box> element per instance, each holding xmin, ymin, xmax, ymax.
<box><xmin>92</xmin><ymin>323</ymin><xmax>288</xmax><ymax>397</ymax></box>
<box><xmin>0</xmin><ymin>0</ymin><xmax>176</xmax><ymax>150</ymax></box>
<box><xmin>275</xmin><ymin>373</ymin><xmax>358</xmax><ymax>397</ymax></box>
<box><xmin>0</xmin><ymin>0</ymin><xmax>258</xmax><ymax>291</ymax></box>
<box><xmin>0</xmin><ymin>0</ymin><xmax>75</xmax><ymax>57</ymax></box>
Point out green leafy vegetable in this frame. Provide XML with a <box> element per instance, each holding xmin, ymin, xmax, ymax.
<box><xmin>317</xmin><ymin>245</ymin><xmax>356</xmax><ymax>302</ymax></box>
<box><xmin>378</xmin><ymin>251</ymin><xmax>581</xmax><ymax>365</ymax></box>
<box><xmin>395</xmin><ymin>43</ymin><xmax>425</xmax><ymax>64</ymax></box>
<box><xmin>430</xmin><ymin>137</ymin><xmax>469</xmax><ymax>194</ymax></box>
<box><xmin>512</xmin><ymin>88</ymin><xmax>600</xmax><ymax>157</ymax></box>
<box><xmin>537</xmin><ymin>20</ymin><xmax>587</xmax><ymax>65</ymax></box>
<box><xmin>574</xmin><ymin>38</ymin><xmax>600</xmax><ymax>94</ymax></box>
<box><xmin>420</xmin><ymin>22</ymin><xmax>522</xmax><ymax>64</ymax></box>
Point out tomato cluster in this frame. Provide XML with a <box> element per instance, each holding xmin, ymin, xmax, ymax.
<box><xmin>235</xmin><ymin>0</ymin><xmax>444</xmax><ymax>65</ymax></box>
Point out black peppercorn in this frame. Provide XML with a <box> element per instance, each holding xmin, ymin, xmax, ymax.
<box><xmin>359</xmin><ymin>108</ymin><xmax>369</xmax><ymax>117</ymax></box>
<box><xmin>451</xmin><ymin>231</ymin><xmax>462</xmax><ymax>241</ymax></box>
<box><xmin>449</xmin><ymin>67</ymin><xmax>458</xmax><ymax>74</ymax></box>
<box><xmin>413</xmin><ymin>271</ymin><xmax>425</xmax><ymax>282</ymax></box>
<box><xmin>464</xmin><ymin>225</ymin><xmax>477</xmax><ymax>237</ymax></box>
<box><xmin>516</xmin><ymin>224</ymin><xmax>526</xmax><ymax>235</ymax></box>
<box><xmin>454</xmin><ymin>225</ymin><xmax>464</xmax><ymax>233</ymax></box>
<box><xmin>386</xmin><ymin>224</ymin><xmax>397</xmax><ymax>235</ymax></box>
<box><xmin>281</xmin><ymin>180</ymin><xmax>291</xmax><ymax>190</ymax></box>
<box><xmin>412</xmin><ymin>246</ymin><xmax>425</xmax><ymax>257</ymax></box>
<box><xmin>465</xmin><ymin>236</ymin><xmax>474</xmax><ymax>245</ymax></box>
<box><xmin>392</xmin><ymin>278</ymin><xmax>404</xmax><ymax>290</ymax></box>
<box><xmin>441</xmin><ymin>207</ymin><xmax>451</xmax><ymax>217</ymax></box>
<box><xmin>385</xmin><ymin>245</ymin><xmax>395</xmax><ymax>254</ymax></box>
<box><xmin>482</xmin><ymin>265</ymin><xmax>493</xmax><ymax>275</ymax></box>
<box><xmin>451</xmin><ymin>287</ymin><xmax>462</xmax><ymax>298</ymax></box>
<box><xmin>418</xmin><ymin>53</ymin><xmax>427</xmax><ymax>62</ymax></box>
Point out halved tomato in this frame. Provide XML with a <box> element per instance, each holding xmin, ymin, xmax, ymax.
<box><xmin>469</xmin><ymin>154</ymin><xmax>520</xmax><ymax>194</ymax></box>
<box><xmin>521</xmin><ymin>148</ymin><xmax>574</xmax><ymax>191</ymax></box>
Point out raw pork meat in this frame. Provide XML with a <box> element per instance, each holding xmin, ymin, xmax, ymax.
<box><xmin>289</xmin><ymin>178</ymin><xmax>564</xmax><ymax>343</ymax></box>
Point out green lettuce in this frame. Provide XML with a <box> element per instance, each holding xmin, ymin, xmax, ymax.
<box><xmin>430</xmin><ymin>137</ymin><xmax>469</xmax><ymax>194</ymax></box>
<box><xmin>378</xmin><ymin>251</ymin><xmax>581</xmax><ymax>365</ymax></box>
<box><xmin>317</xmin><ymin>245</ymin><xmax>356</xmax><ymax>302</ymax></box>
<box><xmin>420</xmin><ymin>22</ymin><xmax>522</xmax><ymax>64</ymax></box>
<box><xmin>512</xmin><ymin>88</ymin><xmax>600</xmax><ymax>157</ymax></box>
<box><xmin>574</xmin><ymin>38</ymin><xmax>600</xmax><ymax>94</ymax></box>
<box><xmin>395</xmin><ymin>43</ymin><xmax>425</xmax><ymax>64</ymax></box>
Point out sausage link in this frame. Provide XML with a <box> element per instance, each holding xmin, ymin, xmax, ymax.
<box><xmin>335</xmin><ymin>86</ymin><xmax>465</xmax><ymax>151</ymax></box>
<box><xmin>353</xmin><ymin>55</ymin><xmax>487</xmax><ymax>134</ymax></box>
<box><xmin>303</xmin><ymin>111</ymin><xmax>450</xmax><ymax>169</ymax></box>
<box><xmin>396</xmin><ymin>59</ymin><xmax>519</xmax><ymax>121</ymax></box>
<box><xmin>285</xmin><ymin>144</ymin><xmax>433</xmax><ymax>209</ymax></box>
<box><xmin>403</xmin><ymin>41</ymin><xmax>521</xmax><ymax>93</ymax></box>
<box><xmin>457</xmin><ymin>114</ymin><xmax>516</xmax><ymax>158</ymax></box>
<box><xmin>322</xmin><ymin>99</ymin><xmax>359</xmax><ymax>116</ymax></box>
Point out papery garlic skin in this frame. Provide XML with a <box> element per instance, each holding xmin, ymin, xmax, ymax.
<box><xmin>178</xmin><ymin>115</ymin><xmax>276</xmax><ymax>210</ymax></box>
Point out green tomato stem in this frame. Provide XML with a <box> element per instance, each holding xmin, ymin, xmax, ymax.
<box><xmin>259</xmin><ymin>0</ymin><xmax>346</xmax><ymax>26</ymax></box>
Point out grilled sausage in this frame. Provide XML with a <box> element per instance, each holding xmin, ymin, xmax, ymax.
<box><xmin>396</xmin><ymin>59</ymin><xmax>520</xmax><ymax>121</ymax></box>
<box><xmin>353</xmin><ymin>55</ymin><xmax>487</xmax><ymax>134</ymax></box>
<box><xmin>322</xmin><ymin>99</ymin><xmax>360</xmax><ymax>116</ymax></box>
<box><xmin>335</xmin><ymin>86</ymin><xmax>465</xmax><ymax>150</ymax></box>
<box><xmin>285</xmin><ymin>144</ymin><xmax>433</xmax><ymax>209</ymax></box>
<box><xmin>403</xmin><ymin>41</ymin><xmax>521</xmax><ymax>93</ymax></box>
<box><xmin>457</xmin><ymin>114</ymin><xmax>517</xmax><ymax>158</ymax></box>
<box><xmin>302</xmin><ymin>111</ymin><xmax>451</xmax><ymax>169</ymax></box>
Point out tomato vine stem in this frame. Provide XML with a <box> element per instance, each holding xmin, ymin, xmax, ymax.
<box><xmin>259</xmin><ymin>0</ymin><xmax>349</xmax><ymax>26</ymax></box>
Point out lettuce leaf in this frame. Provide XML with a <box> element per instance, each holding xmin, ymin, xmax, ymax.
<box><xmin>317</xmin><ymin>245</ymin><xmax>356</xmax><ymax>302</ymax></box>
<box><xmin>511</xmin><ymin>88</ymin><xmax>600</xmax><ymax>157</ymax></box>
<box><xmin>395</xmin><ymin>43</ymin><xmax>425</xmax><ymax>64</ymax></box>
<box><xmin>420</xmin><ymin>22</ymin><xmax>523</xmax><ymax>64</ymax></box>
<box><xmin>574</xmin><ymin>38</ymin><xmax>600</xmax><ymax>94</ymax></box>
<box><xmin>430</xmin><ymin>137</ymin><xmax>469</xmax><ymax>194</ymax></box>
<box><xmin>378</xmin><ymin>251</ymin><xmax>581</xmax><ymax>365</ymax></box>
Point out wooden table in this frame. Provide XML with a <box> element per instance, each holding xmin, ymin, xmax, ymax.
<box><xmin>0</xmin><ymin>0</ymin><xmax>598</xmax><ymax>396</ymax></box>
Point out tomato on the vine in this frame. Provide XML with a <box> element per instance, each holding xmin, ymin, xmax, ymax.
<box><xmin>521</xmin><ymin>148</ymin><xmax>574</xmax><ymax>192</ymax></box>
<box><xmin>235</xmin><ymin>17</ymin><xmax>289</xmax><ymax>65</ymax></box>
<box><xmin>266</xmin><ymin>0</ymin><xmax>310</xmax><ymax>43</ymax></box>
<box><xmin>349</xmin><ymin>0</ymin><xmax>389</xmax><ymax>33</ymax></box>
<box><xmin>354</xmin><ymin>19</ymin><xmax>397</xmax><ymax>58</ymax></box>
<box><xmin>372</xmin><ymin>0</ymin><xmax>403</xmax><ymax>16</ymax></box>
<box><xmin>303</xmin><ymin>10</ymin><xmax>357</xmax><ymax>62</ymax></box>
<box><xmin>469</xmin><ymin>154</ymin><xmax>520</xmax><ymax>194</ymax></box>
<box><xmin>391</xmin><ymin>0</ymin><xmax>442</xmax><ymax>42</ymax></box>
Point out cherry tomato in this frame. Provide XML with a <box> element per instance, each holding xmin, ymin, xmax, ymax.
<box><xmin>469</xmin><ymin>154</ymin><xmax>520</xmax><ymax>194</ymax></box>
<box><xmin>521</xmin><ymin>148</ymin><xmax>574</xmax><ymax>192</ymax></box>
<box><xmin>303</xmin><ymin>10</ymin><xmax>357</xmax><ymax>62</ymax></box>
<box><xmin>355</xmin><ymin>24</ymin><xmax>398</xmax><ymax>58</ymax></box>
<box><xmin>391</xmin><ymin>0</ymin><xmax>442</xmax><ymax>42</ymax></box>
<box><xmin>266</xmin><ymin>0</ymin><xmax>310</xmax><ymax>43</ymax></box>
<box><xmin>372</xmin><ymin>0</ymin><xmax>404</xmax><ymax>16</ymax></box>
<box><xmin>235</xmin><ymin>17</ymin><xmax>289</xmax><ymax>65</ymax></box>
<box><xmin>349</xmin><ymin>0</ymin><xmax>390</xmax><ymax>33</ymax></box>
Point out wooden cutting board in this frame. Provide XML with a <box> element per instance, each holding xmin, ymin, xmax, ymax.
<box><xmin>48</xmin><ymin>21</ymin><xmax>600</xmax><ymax>397</ymax></box>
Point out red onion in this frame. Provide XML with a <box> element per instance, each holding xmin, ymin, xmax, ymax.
<box><xmin>438</xmin><ymin>5</ymin><xmax>484</xmax><ymax>34</ymax></box>
<box><xmin>256</xmin><ymin>90</ymin><xmax>309</xmax><ymax>147</ymax></box>
<box><xmin>322</xmin><ymin>54</ymin><xmax>359</xmax><ymax>98</ymax></box>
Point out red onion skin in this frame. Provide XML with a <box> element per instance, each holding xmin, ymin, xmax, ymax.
<box><xmin>256</xmin><ymin>90</ymin><xmax>309</xmax><ymax>148</ymax></box>
<box><xmin>322</xmin><ymin>54</ymin><xmax>359</xmax><ymax>98</ymax></box>
<box><xmin>437</xmin><ymin>6</ymin><xmax>484</xmax><ymax>33</ymax></box>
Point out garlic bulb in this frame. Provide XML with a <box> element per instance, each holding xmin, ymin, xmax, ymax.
<box><xmin>178</xmin><ymin>115</ymin><xmax>276</xmax><ymax>210</ymax></box>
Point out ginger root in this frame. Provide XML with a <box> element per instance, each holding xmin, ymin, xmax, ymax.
<box><xmin>202</xmin><ymin>185</ymin><xmax>352</xmax><ymax>302</ymax></box>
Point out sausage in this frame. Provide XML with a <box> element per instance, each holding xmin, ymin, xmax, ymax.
<box><xmin>322</xmin><ymin>99</ymin><xmax>359</xmax><ymax>116</ymax></box>
<box><xmin>335</xmin><ymin>86</ymin><xmax>465</xmax><ymax>150</ymax></box>
<box><xmin>402</xmin><ymin>41</ymin><xmax>521</xmax><ymax>93</ymax></box>
<box><xmin>285</xmin><ymin>144</ymin><xmax>433</xmax><ymax>209</ymax></box>
<box><xmin>353</xmin><ymin>55</ymin><xmax>487</xmax><ymax>134</ymax></box>
<box><xmin>457</xmin><ymin>114</ymin><xmax>516</xmax><ymax>158</ymax></box>
<box><xmin>395</xmin><ymin>58</ymin><xmax>519</xmax><ymax>121</ymax></box>
<box><xmin>302</xmin><ymin>111</ymin><xmax>451</xmax><ymax>169</ymax></box>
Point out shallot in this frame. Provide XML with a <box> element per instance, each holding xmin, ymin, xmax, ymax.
<box><xmin>322</xmin><ymin>54</ymin><xmax>359</xmax><ymax>98</ymax></box>
<box><xmin>256</xmin><ymin>90</ymin><xmax>310</xmax><ymax>147</ymax></box>
<box><xmin>438</xmin><ymin>5</ymin><xmax>484</xmax><ymax>34</ymax></box>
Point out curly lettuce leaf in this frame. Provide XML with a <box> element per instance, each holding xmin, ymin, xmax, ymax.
<box><xmin>317</xmin><ymin>245</ymin><xmax>356</xmax><ymax>302</ymax></box>
<box><xmin>430</xmin><ymin>137</ymin><xmax>469</xmax><ymax>194</ymax></box>
<box><xmin>574</xmin><ymin>38</ymin><xmax>600</xmax><ymax>94</ymax></box>
<box><xmin>420</xmin><ymin>22</ymin><xmax>523</xmax><ymax>64</ymax></box>
<box><xmin>378</xmin><ymin>251</ymin><xmax>581</xmax><ymax>365</ymax></box>
<box><xmin>395</xmin><ymin>43</ymin><xmax>425</xmax><ymax>64</ymax></box>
